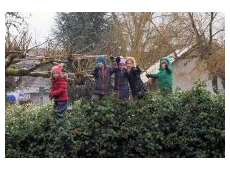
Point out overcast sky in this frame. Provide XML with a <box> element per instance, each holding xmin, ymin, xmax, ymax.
<box><xmin>24</xmin><ymin>12</ymin><xmax>225</xmax><ymax>45</ymax></box>
<box><xmin>25</xmin><ymin>12</ymin><xmax>56</xmax><ymax>44</ymax></box>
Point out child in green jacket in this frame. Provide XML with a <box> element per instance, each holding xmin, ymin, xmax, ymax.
<box><xmin>146</xmin><ymin>56</ymin><xmax>173</xmax><ymax>92</ymax></box>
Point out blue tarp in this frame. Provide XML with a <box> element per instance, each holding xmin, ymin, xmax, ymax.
<box><xmin>6</xmin><ymin>94</ymin><xmax>16</xmax><ymax>103</ymax></box>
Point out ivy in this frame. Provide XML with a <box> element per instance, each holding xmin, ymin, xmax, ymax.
<box><xmin>5</xmin><ymin>83</ymin><xmax>225</xmax><ymax>157</ymax></box>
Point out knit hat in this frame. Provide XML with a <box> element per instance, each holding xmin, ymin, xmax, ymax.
<box><xmin>116</xmin><ymin>56</ymin><xmax>126</xmax><ymax>64</ymax></box>
<box><xmin>119</xmin><ymin>58</ymin><xmax>126</xmax><ymax>64</ymax></box>
<box><xmin>52</xmin><ymin>64</ymin><xmax>63</xmax><ymax>73</ymax></box>
<box><xmin>96</xmin><ymin>55</ymin><xmax>106</xmax><ymax>64</ymax></box>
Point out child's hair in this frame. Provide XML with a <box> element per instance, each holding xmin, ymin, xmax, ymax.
<box><xmin>126</xmin><ymin>57</ymin><xmax>136</xmax><ymax>67</ymax></box>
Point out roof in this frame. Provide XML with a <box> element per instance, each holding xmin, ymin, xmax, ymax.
<box><xmin>140</xmin><ymin>46</ymin><xmax>192</xmax><ymax>83</ymax></box>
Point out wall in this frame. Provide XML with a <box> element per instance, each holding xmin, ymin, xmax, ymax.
<box><xmin>29</xmin><ymin>93</ymin><xmax>50</xmax><ymax>105</ymax></box>
<box><xmin>173</xmin><ymin>57</ymin><xmax>224</xmax><ymax>93</ymax></box>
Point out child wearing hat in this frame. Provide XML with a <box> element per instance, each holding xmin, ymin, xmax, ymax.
<box><xmin>146</xmin><ymin>56</ymin><xmax>173</xmax><ymax>93</ymax></box>
<box><xmin>126</xmin><ymin>57</ymin><xmax>146</xmax><ymax>99</ymax></box>
<box><xmin>49</xmin><ymin>64</ymin><xmax>69</xmax><ymax>120</ymax></box>
<box><xmin>92</xmin><ymin>55</ymin><xmax>117</xmax><ymax>100</ymax></box>
<box><xmin>114</xmin><ymin>56</ymin><xmax>129</xmax><ymax>99</ymax></box>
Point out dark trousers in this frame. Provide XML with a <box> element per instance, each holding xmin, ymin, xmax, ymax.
<box><xmin>54</xmin><ymin>101</ymin><xmax>68</xmax><ymax>119</ymax></box>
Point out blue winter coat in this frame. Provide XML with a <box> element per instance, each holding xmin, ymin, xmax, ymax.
<box><xmin>93</xmin><ymin>65</ymin><xmax>116</xmax><ymax>95</ymax></box>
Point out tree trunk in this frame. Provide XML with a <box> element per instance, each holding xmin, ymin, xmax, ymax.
<box><xmin>212</xmin><ymin>75</ymin><xmax>218</xmax><ymax>94</ymax></box>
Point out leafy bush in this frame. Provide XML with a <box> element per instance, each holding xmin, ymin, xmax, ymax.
<box><xmin>5</xmin><ymin>83</ymin><xmax>225</xmax><ymax>158</ymax></box>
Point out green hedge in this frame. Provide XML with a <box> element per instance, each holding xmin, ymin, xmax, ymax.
<box><xmin>5</xmin><ymin>83</ymin><xmax>225</xmax><ymax>158</ymax></box>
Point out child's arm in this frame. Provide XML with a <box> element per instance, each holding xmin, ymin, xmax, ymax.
<box><xmin>124</xmin><ymin>69</ymin><xmax>129</xmax><ymax>77</ymax></box>
<box><xmin>52</xmin><ymin>87</ymin><xmax>64</xmax><ymax>97</ymax></box>
<box><xmin>132</xmin><ymin>65</ymin><xmax>142</xmax><ymax>75</ymax></box>
<box><xmin>146</xmin><ymin>72</ymin><xmax>159</xmax><ymax>78</ymax></box>
<box><xmin>93</xmin><ymin>67</ymin><xmax>99</xmax><ymax>78</ymax></box>
<box><xmin>51</xmin><ymin>78</ymin><xmax>67</xmax><ymax>96</ymax></box>
<box><xmin>110</xmin><ymin>66</ymin><xmax>117</xmax><ymax>74</ymax></box>
<box><xmin>93</xmin><ymin>63</ymin><xmax>104</xmax><ymax>78</ymax></box>
<box><xmin>109</xmin><ymin>57</ymin><xmax>118</xmax><ymax>74</ymax></box>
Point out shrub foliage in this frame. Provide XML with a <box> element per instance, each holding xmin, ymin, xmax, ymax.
<box><xmin>5</xmin><ymin>83</ymin><xmax>225</xmax><ymax>157</ymax></box>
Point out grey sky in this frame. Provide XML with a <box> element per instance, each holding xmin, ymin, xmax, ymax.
<box><xmin>25</xmin><ymin>12</ymin><xmax>56</xmax><ymax>44</ymax></box>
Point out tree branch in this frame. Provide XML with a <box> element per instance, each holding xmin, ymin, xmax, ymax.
<box><xmin>150</xmin><ymin>19</ymin><xmax>177</xmax><ymax>58</ymax></box>
<box><xmin>188</xmin><ymin>12</ymin><xmax>201</xmax><ymax>41</ymax></box>
<box><xmin>5</xmin><ymin>69</ymin><xmax>90</xmax><ymax>83</ymax></box>
<box><xmin>5</xmin><ymin>60</ymin><xmax>51</xmax><ymax>77</ymax></box>
<box><xmin>5</xmin><ymin>57</ymin><xmax>15</xmax><ymax>70</ymax></box>
<box><xmin>209</xmin><ymin>12</ymin><xmax>215</xmax><ymax>48</ymax></box>
<box><xmin>212</xmin><ymin>28</ymin><xmax>225</xmax><ymax>38</ymax></box>
<box><xmin>6</xmin><ymin>69</ymin><xmax>51</xmax><ymax>78</ymax></box>
<box><xmin>26</xmin><ymin>38</ymin><xmax>53</xmax><ymax>53</ymax></box>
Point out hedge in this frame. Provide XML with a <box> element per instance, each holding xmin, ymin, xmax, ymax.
<box><xmin>5</xmin><ymin>83</ymin><xmax>225</xmax><ymax>157</ymax></box>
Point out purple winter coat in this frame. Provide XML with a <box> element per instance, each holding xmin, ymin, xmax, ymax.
<box><xmin>114</xmin><ymin>69</ymin><xmax>129</xmax><ymax>99</ymax></box>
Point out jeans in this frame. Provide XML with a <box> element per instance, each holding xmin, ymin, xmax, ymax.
<box><xmin>54</xmin><ymin>101</ymin><xmax>68</xmax><ymax>119</ymax></box>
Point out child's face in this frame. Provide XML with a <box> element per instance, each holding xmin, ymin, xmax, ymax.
<box><xmin>126</xmin><ymin>60</ymin><xmax>134</xmax><ymax>69</ymax></box>
<box><xmin>161</xmin><ymin>63</ymin><xmax>166</xmax><ymax>69</ymax></box>
<box><xmin>52</xmin><ymin>72</ymin><xmax>60</xmax><ymax>79</ymax></box>
<box><xmin>119</xmin><ymin>63</ymin><xmax>126</xmax><ymax>70</ymax></box>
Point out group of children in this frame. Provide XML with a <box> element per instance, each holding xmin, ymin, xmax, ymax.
<box><xmin>49</xmin><ymin>55</ymin><xmax>173</xmax><ymax>120</ymax></box>
<box><xmin>92</xmin><ymin>55</ymin><xmax>146</xmax><ymax>100</ymax></box>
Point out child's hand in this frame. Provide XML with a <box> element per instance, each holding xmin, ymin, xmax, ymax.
<box><xmin>96</xmin><ymin>63</ymin><xmax>103</xmax><ymax>68</ymax></box>
<box><xmin>165</xmin><ymin>64</ymin><xmax>169</xmax><ymax>69</ymax></box>
<box><xmin>116</xmin><ymin>57</ymin><xmax>120</xmax><ymax>64</ymax></box>
<box><xmin>146</xmin><ymin>73</ymin><xmax>151</xmax><ymax>78</ymax></box>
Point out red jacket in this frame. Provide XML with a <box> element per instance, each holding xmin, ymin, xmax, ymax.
<box><xmin>50</xmin><ymin>74</ymin><xmax>69</xmax><ymax>101</ymax></box>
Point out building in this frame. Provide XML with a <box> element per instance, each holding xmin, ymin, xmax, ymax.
<box><xmin>11</xmin><ymin>59</ymin><xmax>51</xmax><ymax>105</ymax></box>
<box><xmin>141</xmin><ymin>46</ymin><xmax>225</xmax><ymax>93</ymax></box>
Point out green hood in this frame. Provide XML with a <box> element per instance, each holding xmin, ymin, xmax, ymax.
<box><xmin>149</xmin><ymin>56</ymin><xmax>173</xmax><ymax>91</ymax></box>
<box><xmin>159</xmin><ymin>56</ymin><xmax>173</xmax><ymax>70</ymax></box>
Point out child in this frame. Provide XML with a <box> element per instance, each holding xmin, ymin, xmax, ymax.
<box><xmin>126</xmin><ymin>57</ymin><xmax>146</xmax><ymax>99</ymax></box>
<box><xmin>49</xmin><ymin>64</ymin><xmax>69</xmax><ymax>120</ymax></box>
<box><xmin>92</xmin><ymin>55</ymin><xmax>116</xmax><ymax>100</ymax></box>
<box><xmin>114</xmin><ymin>56</ymin><xmax>129</xmax><ymax>99</ymax></box>
<box><xmin>146</xmin><ymin>56</ymin><xmax>173</xmax><ymax>93</ymax></box>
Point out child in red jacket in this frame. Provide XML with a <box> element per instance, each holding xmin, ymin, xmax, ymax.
<box><xmin>49</xmin><ymin>64</ymin><xmax>69</xmax><ymax>120</ymax></box>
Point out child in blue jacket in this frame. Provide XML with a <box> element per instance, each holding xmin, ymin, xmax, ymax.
<box><xmin>92</xmin><ymin>55</ymin><xmax>116</xmax><ymax>100</ymax></box>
